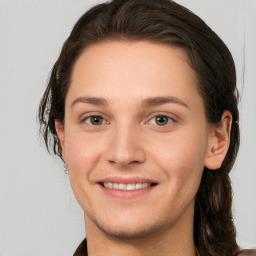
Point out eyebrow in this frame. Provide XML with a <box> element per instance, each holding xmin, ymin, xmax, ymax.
<box><xmin>141</xmin><ymin>96</ymin><xmax>189</xmax><ymax>109</ymax></box>
<box><xmin>70</xmin><ymin>96</ymin><xmax>189</xmax><ymax>109</ymax></box>
<box><xmin>71</xmin><ymin>97</ymin><xmax>108</xmax><ymax>108</ymax></box>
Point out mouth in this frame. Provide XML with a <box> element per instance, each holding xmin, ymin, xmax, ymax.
<box><xmin>99</xmin><ymin>182</ymin><xmax>157</xmax><ymax>191</ymax></box>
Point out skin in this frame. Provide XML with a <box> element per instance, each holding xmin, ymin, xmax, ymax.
<box><xmin>56</xmin><ymin>41</ymin><xmax>232</xmax><ymax>256</ymax></box>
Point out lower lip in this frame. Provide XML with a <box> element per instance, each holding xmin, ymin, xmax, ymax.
<box><xmin>98</xmin><ymin>184</ymin><xmax>156</xmax><ymax>199</ymax></box>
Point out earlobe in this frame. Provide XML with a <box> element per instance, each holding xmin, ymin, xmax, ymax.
<box><xmin>55</xmin><ymin>119</ymin><xmax>66</xmax><ymax>161</ymax></box>
<box><xmin>204</xmin><ymin>111</ymin><xmax>232</xmax><ymax>170</ymax></box>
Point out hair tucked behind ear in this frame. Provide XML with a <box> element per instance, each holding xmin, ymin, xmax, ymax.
<box><xmin>194</xmin><ymin>171</ymin><xmax>238</xmax><ymax>255</ymax></box>
<box><xmin>38</xmin><ymin>0</ymin><xmax>240</xmax><ymax>254</ymax></box>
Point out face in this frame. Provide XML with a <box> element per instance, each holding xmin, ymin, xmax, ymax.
<box><xmin>57</xmin><ymin>41</ymin><xmax>215</xmax><ymax>239</ymax></box>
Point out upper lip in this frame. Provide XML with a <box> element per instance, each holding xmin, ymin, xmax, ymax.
<box><xmin>98</xmin><ymin>176</ymin><xmax>158</xmax><ymax>184</ymax></box>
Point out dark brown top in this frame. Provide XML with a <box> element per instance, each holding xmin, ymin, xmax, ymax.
<box><xmin>74</xmin><ymin>238</ymin><xmax>87</xmax><ymax>256</ymax></box>
<box><xmin>236</xmin><ymin>250</ymin><xmax>256</xmax><ymax>256</ymax></box>
<box><xmin>74</xmin><ymin>238</ymin><xmax>256</xmax><ymax>256</ymax></box>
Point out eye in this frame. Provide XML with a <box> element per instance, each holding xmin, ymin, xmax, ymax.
<box><xmin>84</xmin><ymin>115</ymin><xmax>105</xmax><ymax>125</ymax></box>
<box><xmin>148</xmin><ymin>115</ymin><xmax>173</xmax><ymax>126</ymax></box>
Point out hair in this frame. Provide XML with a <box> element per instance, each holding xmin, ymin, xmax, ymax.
<box><xmin>38</xmin><ymin>0</ymin><xmax>240</xmax><ymax>255</ymax></box>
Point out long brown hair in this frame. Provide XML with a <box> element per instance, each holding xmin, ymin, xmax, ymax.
<box><xmin>38</xmin><ymin>0</ymin><xmax>240</xmax><ymax>255</ymax></box>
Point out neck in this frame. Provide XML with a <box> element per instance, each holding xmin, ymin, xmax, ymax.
<box><xmin>85</xmin><ymin>210</ymin><xmax>197</xmax><ymax>256</ymax></box>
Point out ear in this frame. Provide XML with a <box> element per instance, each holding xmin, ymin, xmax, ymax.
<box><xmin>55</xmin><ymin>119</ymin><xmax>66</xmax><ymax>162</ymax></box>
<box><xmin>204</xmin><ymin>111</ymin><xmax>232</xmax><ymax>170</ymax></box>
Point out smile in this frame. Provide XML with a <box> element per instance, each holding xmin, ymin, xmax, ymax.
<box><xmin>103</xmin><ymin>182</ymin><xmax>153</xmax><ymax>190</ymax></box>
<box><xmin>98</xmin><ymin>178</ymin><xmax>158</xmax><ymax>199</ymax></box>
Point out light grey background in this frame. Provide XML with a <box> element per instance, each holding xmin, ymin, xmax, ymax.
<box><xmin>0</xmin><ymin>0</ymin><xmax>255</xmax><ymax>255</ymax></box>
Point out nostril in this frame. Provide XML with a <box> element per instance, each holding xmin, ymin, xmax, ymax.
<box><xmin>127</xmin><ymin>160</ymin><xmax>142</xmax><ymax>166</ymax></box>
<box><xmin>108</xmin><ymin>160</ymin><xmax>142</xmax><ymax>167</ymax></box>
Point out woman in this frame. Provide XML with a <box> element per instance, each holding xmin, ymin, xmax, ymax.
<box><xmin>38</xmin><ymin>0</ymin><xmax>255</xmax><ymax>255</ymax></box>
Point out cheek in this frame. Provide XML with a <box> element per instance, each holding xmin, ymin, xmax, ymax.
<box><xmin>64</xmin><ymin>131</ymin><xmax>105</xmax><ymax>177</ymax></box>
<box><xmin>151</xmin><ymin>127</ymin><xmax>208</xmax><ymax>194</ymax></box>
<box><xmin>153</xmin><ymin>127</ymin><xmax>207</xmax><ymax>169</ymax></box>
<box><xmin>64</xmin><ymin>132</ymin><xmax>104</xmax><ymax>209</ymax></box>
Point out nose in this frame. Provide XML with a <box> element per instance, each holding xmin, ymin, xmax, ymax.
<box><xmin>104</xmin><ymin>125</ymin><xmax>146</xmax><ymax>167</ymax></box>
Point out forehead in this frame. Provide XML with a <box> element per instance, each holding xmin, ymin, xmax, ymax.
<box><xmin>67</xmin><ymin>40</ymin><xmax>202</xmax><ymax>110</ymax></box>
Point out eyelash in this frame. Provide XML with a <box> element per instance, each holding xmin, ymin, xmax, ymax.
<box><xmin>82</xmin><ymin>114</ymin><xmax>175</xmax><ymax>127</ymax></box>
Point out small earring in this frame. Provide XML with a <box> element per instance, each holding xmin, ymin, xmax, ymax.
<box><xmin>64</xmin><ymin>163</ymin><xmax>68</xmax><ymax>174</ymax></box>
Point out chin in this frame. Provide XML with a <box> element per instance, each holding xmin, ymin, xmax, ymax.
<box><xmin>98</xmin><ymin>223</ymin><xmax>160</xmax><ymax>240</ymax></box>
<box><xmin>89</xmin><ymin>213</ymin><xmax>169</xmax><ymax>241</ymax></box>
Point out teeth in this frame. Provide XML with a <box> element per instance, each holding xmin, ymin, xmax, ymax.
<box><xmin>113</xmin><ymin>183</ymin><xmax>119</xmax><ymax>189</ymax></box>
<box><xmin>135</xmin><ymin>183</ymin><xmax>142</xmax><ymax>189</ymax></box>
<box><xmin>127</xmin><ymin>184</ymin><xmax>135</xmax><ymax>190</ymax></box>
<box><xmin>107</xmin><ymin>182</ymin><xmax>113</xmax><ymax>189</ymax></box>
<box><xmin>119</xmin><ymin>183</ymin><xmax>127</xmax><ymax>190</ymax></box>
<box><xmin>103</xmin><ymin>182</ymin><xmax>151</xmax><ymax>190</ymax></box>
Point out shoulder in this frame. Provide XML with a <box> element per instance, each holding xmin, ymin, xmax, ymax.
<box><xmin>236</xmin><ymin>250</ymin><xmax>256</xmax><ymax>256</ymax></box>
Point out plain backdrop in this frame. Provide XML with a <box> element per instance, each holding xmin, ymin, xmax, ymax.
<box><xmin>0</xmin><ymin>0</ymin><xmax>255</xmax><ymax>255</ymax></box>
